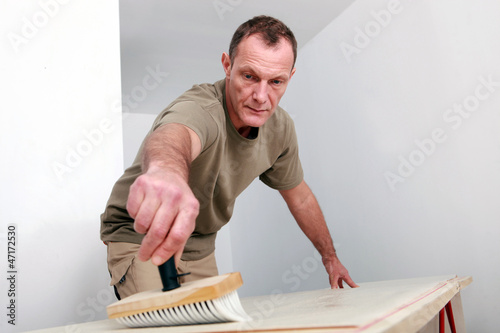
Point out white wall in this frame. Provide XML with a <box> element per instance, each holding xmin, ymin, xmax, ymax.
<box><xmin>232</xmin><ymin>0</ymin><xmax>499</xmax><ymax>331</ymax></box>
<box><xmin>0</xmin><ymin>1</ymin><xmax>122</xmax><ymax>331</ymax></box>
<box><xmin>118</xmin><ymin>0</ymin><xmax>499</xmax><ymax>331</ymax></box>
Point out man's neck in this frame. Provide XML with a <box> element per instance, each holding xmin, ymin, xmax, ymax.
<box><xmin>238</xmin><ymin>126</ymin><xmax>251</xmax><ymax>138</ymax></box>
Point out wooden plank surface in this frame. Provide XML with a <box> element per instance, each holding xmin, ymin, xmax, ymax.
<box><xmin>27</xmin><ymin>275</ymin><xmax>472</xmax><ymax>333</ymax></box>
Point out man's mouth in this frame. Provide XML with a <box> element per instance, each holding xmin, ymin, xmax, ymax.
<box><xmin>247</xmin><ymin>106</ymin><xmax>267</xmax><ymax>113</ymax></box>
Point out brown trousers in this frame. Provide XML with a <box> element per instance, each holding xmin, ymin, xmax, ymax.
<box><xmin>106</xmin><ymin>242</ymin><xmax>218</xmax><ymax>299</ymax></box>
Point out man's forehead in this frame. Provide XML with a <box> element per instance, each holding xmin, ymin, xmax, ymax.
<box><xmin>239</xmin><ymin>34</ymin><xmax>293</xmax><ymax>54</ymax></box>
<box><xmin>233</xmin><ymin>35</ymin><xmax>294</xmax><ymax>72</ymax></box>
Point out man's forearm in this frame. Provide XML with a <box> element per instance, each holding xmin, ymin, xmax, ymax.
<box><xmin>280</xmin><ymin>181</ymin><xmax>337</xmax><ymax>258</ymax></box>
<box><xmin>280</xmin><ymin>180</ymin><xmax>358</xmax><ymax>288</ymax></box>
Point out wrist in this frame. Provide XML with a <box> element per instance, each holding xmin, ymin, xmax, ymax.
<box><xmin>320</xmin><ymin>246</ymin><xmax>338</xmax><ymax>260</ymax></box>
<box><xmin>316</xmin><ymin>240</ymin><xmax>337</xmax><ymax>259</ymax></box>
<box><xmin>145</xmin><ymin>161</ymin><xmax>189</xmax><ymax>180</ymax></box>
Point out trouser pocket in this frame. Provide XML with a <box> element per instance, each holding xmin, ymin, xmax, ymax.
<box><xmin>106</xmin><ymin>242</ymin><xmax>163</xmax><ymax>299</ymax></box>
<box><xmin>106</xmin><ymin>242</ymin><xmax>138</xmax><ymax>299</ymax></box>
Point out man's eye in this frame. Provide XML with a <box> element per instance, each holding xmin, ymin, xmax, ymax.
<box><xmin>244</xmin><ymin>74</ymin><xmax>252</xmax><ymax>79</ymax></box>
<box><xmin>272</xmin><ymin>80</ymin><xmax>282</xmax><ymax>85</ymax></box>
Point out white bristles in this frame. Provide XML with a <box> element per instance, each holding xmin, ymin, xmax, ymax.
<box><xmin>116</xmin><ymin>290</ymin><xmax>250</xmax><ymax>328</ymax></box>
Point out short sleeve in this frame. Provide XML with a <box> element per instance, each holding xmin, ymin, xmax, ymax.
<box><xmin>152</xmin><ymin>101</ymin><xmax>218</xmax><ymax>150</ymax></box>
<box><xmin>259</xmin><ymin>120</ymin><xmax>304</xmax><ymax>190</ymax></box>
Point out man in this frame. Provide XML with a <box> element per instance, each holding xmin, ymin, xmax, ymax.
<box><xmin>101</xmin><ymin>15</ymin><xmax>357</xmax><ymax>300</ymax></box>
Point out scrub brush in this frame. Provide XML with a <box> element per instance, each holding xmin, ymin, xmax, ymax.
<box><xmin>106</xmin><ymin>257</ymin><xmax>250</xmax><ymax>327</ymax></box>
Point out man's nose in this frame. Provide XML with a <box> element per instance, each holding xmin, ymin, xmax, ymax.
<box><xmin>252</xmin><ymin>81</ymin><xmax>268</xmax><ymax>105</ymax></box>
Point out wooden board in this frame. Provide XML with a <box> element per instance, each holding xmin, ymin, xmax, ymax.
<box><xmin>106</xmin><ymin>272</ymin><xmax>243</xmax><ymax>319</ymax></box>
<box><xmin>28</xmin><ymin>275</ymin><xmax>472</xmax><ymax>333</ymax></box>
<box><xmin>237</xmin><ymin>275</ymin><xmax>471</xmax><ymax>332</ymax></box>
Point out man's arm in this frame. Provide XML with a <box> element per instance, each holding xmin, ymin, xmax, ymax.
<box><xmin>126</xmin><ymin>123</ymin><xmax>202</xmax><ymax>266</ymax></box>
<box><xmin>279</xmin><ymin>180</ymin><xmax>358</xmax><ymax>289</ymax></box>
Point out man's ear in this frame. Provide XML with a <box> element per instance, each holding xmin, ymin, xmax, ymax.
<box><xmin>290</xmin><ymin>67</ymin><xmax>296</xmax><ymax>80</ymax></box>
<box><xmin>221</xmin><ymin>52</ymin><xmax>231</xmax><ymax>78</ymax></box>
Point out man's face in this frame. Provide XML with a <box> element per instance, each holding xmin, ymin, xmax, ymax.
<box><xmin>222</xmin><ymin>34</ymin><xmax>296</xmax><ymax>136</ymax></box>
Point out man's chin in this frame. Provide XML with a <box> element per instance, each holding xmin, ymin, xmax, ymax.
<box><xmin>244</xmin><ymin>118</ymin><xmax>267</xmax><ymax>128</ymax></box>
<box><xmin>243</xmin><ymin>112</ymin><xmax>272</xmax><ymax>127</ymax></box>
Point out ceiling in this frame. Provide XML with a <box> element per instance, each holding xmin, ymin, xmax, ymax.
<box><xmin>119</xmin><ymin>0</ymin><xmax>355</xmax><ymax>114</ymax></box>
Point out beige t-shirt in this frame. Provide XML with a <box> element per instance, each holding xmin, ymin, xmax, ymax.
<box><xmin>100</xmin><ymin>80</ymin><xmax>303</xmax><ymax>260</ymax></box>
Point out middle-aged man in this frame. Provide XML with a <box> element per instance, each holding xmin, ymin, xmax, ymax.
<box><xmin>101</xmin><ymin>15</ymin><xmax>358</xmax><ymax>300</ymax></box>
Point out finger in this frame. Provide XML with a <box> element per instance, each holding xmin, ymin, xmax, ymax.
<box><xmin>343</xmin><ymin>275</ymin><xmax>360</xmax><ymax>288</ymax></box>
<box><xmin>151</xmin><ymin>222</ymin><xmax>194</xmax><ymax>266</ymax></box>
<box><xmin>330</xmin><ymin>273</ymin><xmax>340</xmax><ymax>289</ymax></box>
<box><xmin>126</xmin><ymin>181</ymin><xmax>145</xmax><ymax>219</ymax></box>
<box><xmin>150</xmin><ymin>228</ymin><xmax>184</xmax><ymax>266</ymax></box>
<box><xmin>137</xmin><ymin>202</ymin><xmax>178</xmax><ymax>261</ymax></box>
<box><xmin>133</xmin><ymin>193</ymin><xmax>162</xmax><ymax>234</ymax></box>
<box><xmin>338</xmin><ymin>279</ymin><xmax>344</xmax><ymax>289</ymax></box>
<box><xmin>150</xmin><ymin>206</ymin><xmax>197</xmax><ymax>266</ymax></box>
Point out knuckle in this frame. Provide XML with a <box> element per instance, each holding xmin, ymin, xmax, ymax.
<box><xmin>157</xmin><ymin>184</ymin><xmax>184</xmax><ymax>206</ymax></box>
<box><xmin>158</xmin><ymin>182</ymin><xmax>180</xmax><ymax>196</ymax></box>
<box><xmin>134</xmin><ymin>175</ymin><xmax>149</xmax><ymax>188</ymax></box>
<box><xmin>170</xmin><ymin>234</ymin><xmax>183</xmax><ymax>245</ymax></box>
<box><xmin>186</xmin><ymin>197</ymin><xmax>200</xmax><ymax>213</ymax></box>
<box><xmin>150</xmin><ymin>225</ymin><xmax>168</xmax><ymax>240</ymax></box>
<box><xmin>170</xmin><ymin>185</ymin><xmax>183</xmax><ymax>198</ymax></box>
<box><xmin>134</xmin><ymin>219</ymin><xmax>148</xmax><ymax>233</ymax></box>
<box><xmin>167</xmin><ymin>231</ymin><xmax>186</xmax><ymax>246</ymax></box>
